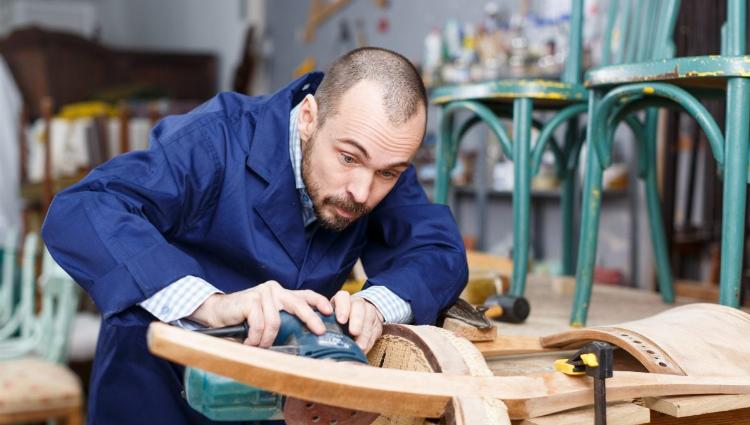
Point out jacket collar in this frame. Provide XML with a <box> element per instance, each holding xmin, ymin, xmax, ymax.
<box><xmin>245</xmin><ymin>72</ymin><xmax>323</xmax><ymax>182</ymax></box>
<box><xmin>246</xmin><ymin>72</ymin><xmax>324</xmax><ymax>267</ymax></box>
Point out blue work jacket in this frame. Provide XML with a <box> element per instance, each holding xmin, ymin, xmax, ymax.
<box><xmin>42</xmin><ymin>72</ymin><xmax>467</xmax><ymax>424</ymax></box>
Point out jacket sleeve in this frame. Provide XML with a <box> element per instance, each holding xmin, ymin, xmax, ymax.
<box><xmin>41</xmin><ymin>116</ymin><xmax>225</xmax><ymax>318</ymax></box>
<box><xmin>360</xmin><ymin>166</ymin><xmax>468</xmax><ymax>325</ymax></box>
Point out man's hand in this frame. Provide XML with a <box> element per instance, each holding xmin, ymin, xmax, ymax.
<box><xmin>189</xmin><ymin>280</ymin><xmax>333</xmax><ymax>348</ymax></box>
<box><xmin>331</xmin><ymin>290</ymin><xmax>384</xmax><ymax>352</ymax></box>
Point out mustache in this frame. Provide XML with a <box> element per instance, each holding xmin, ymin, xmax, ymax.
<box><xmin>323</xmin><ymin>195</ymin><xmax>369</xmax><ymax>216</ymax></box>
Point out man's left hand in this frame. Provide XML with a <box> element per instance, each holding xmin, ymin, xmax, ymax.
<box><xmin>331</xmin><ymin>290</ymin><xmax>384</xmax><ymax>352</ymax></box>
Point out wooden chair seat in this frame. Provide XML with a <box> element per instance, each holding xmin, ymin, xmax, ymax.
<box><xmin>586</xmin><ymin>55</ymin><xmax>750</xmax><ymax>89</ymax></box>
<box><xmin>431</xmin><ymin>79</ymin><xmax>588</xmax><ymax>108</ymax></box>
<box><xmin>0</xmin><ymin>357</ymin><xmax>83</xmax><ymax>424</ymax></box>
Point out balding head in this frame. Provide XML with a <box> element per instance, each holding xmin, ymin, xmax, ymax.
<box><xmin>314</xmin><ymin>47</ymin><xmax>427</xmax><ymax>130</ymax></box>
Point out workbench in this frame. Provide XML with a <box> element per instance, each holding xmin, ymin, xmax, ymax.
<box><xmin>485</xmin><ymin>275</ymin><xmax>750</xmax><ymax>424</ymax></box>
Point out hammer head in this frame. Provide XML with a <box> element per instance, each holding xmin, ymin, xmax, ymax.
<box><xmin>483</xmin><ymin>294</ymin><xmax>530</xmax><ymax>323</ymax></box>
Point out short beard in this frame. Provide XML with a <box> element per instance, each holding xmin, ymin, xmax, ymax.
<box><xmin>301</xmin><ymin>133</ymin><xmax>370</xmax><ymax>232</ymax></box>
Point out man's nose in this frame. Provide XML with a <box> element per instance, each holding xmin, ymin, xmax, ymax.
<box><xmin>347</xmin><ymin>170</ymin><xmax>373</xmax><ymax>205</ymax></box>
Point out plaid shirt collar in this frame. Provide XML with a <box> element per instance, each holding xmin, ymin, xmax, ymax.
<box><xmin>289</xmin><ymin>102</ymin><xmax>317</xmax><ymax>227</ymax></box>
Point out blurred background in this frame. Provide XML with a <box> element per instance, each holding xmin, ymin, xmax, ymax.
<box><xmin>0</xmin><ymin>0</ymin><xmax>742</xmax><ymax>421</ymax></box>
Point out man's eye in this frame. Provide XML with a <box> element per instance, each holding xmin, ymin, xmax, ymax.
<box><xmin>380</xmin><ymin>170</ymin><xmax>396</xmax><ymax>179</ymax></box>
<box><xmin>341</xmin><ymin>153</ymin><xmax>355</xmax><ymax>164</ymax></box>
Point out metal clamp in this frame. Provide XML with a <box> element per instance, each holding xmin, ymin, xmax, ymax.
<box><xmin>555</xmin><ymin>341</ymin><xmax>614</xmax><ymax>425</ymax></box>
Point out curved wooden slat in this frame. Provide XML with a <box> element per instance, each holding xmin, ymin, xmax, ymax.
<box><xmin>541</xmin><ymin>304</ymin><xmax>750</xmax><ymax>377</ymax></box>
<box><xmin>368</xmin><ymin>325</ymin><xmax>509</xmax><ymax>424</ymax></box>
<box><xmin>147</xmin><ymin>322</ymin><xmax>750</xmax><ymax>420</ymax></box>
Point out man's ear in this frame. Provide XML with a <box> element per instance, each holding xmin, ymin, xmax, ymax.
<box><xmin>298</xmin><ymin>94</ymin><xmax>318</xmax><ymax>142</ymax></box>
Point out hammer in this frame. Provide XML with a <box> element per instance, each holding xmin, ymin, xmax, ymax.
<box><xmin>482</xmin><ymin>294</ymin><xmax>530</xmax><ymax>323</ymax></box>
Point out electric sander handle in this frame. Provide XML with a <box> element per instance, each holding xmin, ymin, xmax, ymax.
<box><xmin>195</xmin><ymin>322</ymin><xmax>249</xmax><ymax>339</ymax></box>
<box><xmin>194</xmin><ymin>311</ymin><xmax>334</xmax><ymax>345</ymax></box>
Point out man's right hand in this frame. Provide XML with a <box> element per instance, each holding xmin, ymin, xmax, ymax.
<box><xmin>188</xmin><ymin>280</ymin><xmax>332</xmax><ymax>348</ymax></box>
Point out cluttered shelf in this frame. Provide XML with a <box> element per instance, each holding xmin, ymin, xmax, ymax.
<box><xmin>1</xmin><ymin>27</ymin><xmax>218</xmax><ymax>232</ymax></box>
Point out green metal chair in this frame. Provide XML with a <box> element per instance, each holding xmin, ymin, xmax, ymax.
<box><xmin>0</xmin><ymin>244</ymin><xmax>83</xmax><ymax>424</ymax></box>
<box><xmin>572</xmin><ymin>0</ymin><xmax>750</xmax><ymax>325</ymax></box>
<box><xmin>432</xmin><ymin>0</ymin><xmax>595</xmax><ymax>299</ymax></box>
<box><xmin>0</xmin><ymin>229</ymin><xmax>19</xmax><ymax>326</ymax></box>
<box><xmin>0</xmin><ymin>233</ymin><xmax>39</xmax><ymax>341</ymax></box>
<box><xmin>0</xmin><ymin>246</ymin><xmax>80</xmax><ymax>363</ymax></box>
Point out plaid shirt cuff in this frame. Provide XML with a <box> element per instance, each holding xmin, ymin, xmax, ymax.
<box><xmin>357</xmin><ymin>285</ymin><xmax>413</xmax><ymax>324</ymax></box>
<box><xmin>139</xmin><ymin>275</ymin><xmax>223</xmax><ymax>323</ymax></box>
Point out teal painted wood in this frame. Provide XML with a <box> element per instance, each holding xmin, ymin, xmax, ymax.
<box><xmin>561</xmin><ymin>118</ymin><xmax>586</xmax><ymax>277</ymax></box>
<box><xmin>717</xmin><ymin>0</ymin><xmax>749</xmax><ymax>307</ymax></box>
<box><xmin>570</xmin><ymin>103</ymin><xmax>675</xmax><ymax>323</ymax></box>
<box><xmin>642</xmin><ymin>109</ymin><xmax>675</xmax><ymax>304</ymax></box>
<box><xmin>571</xmin><ymin>0</ymin><xmax>680</xmax><ymax>326</ymax></box>
<box><xmin>570</xmin><ymin>83</ymin><xmax>717</xmax><ymax>324</ymax></box>
<box><xmin>433</xmin><ymin>98</ymin><xmax>587</xmax><ymax>292</ymax></box>
<box><xmin>562</xmin><ymin>0</ymin><xmax>584</xmax><ymax>84</ymax></box>
<box><xmin>727</xmin><ymin>0</ymin><xmax>746</xmax><ymax>55</ymax></box>
<box><xmin>38</xmin><ymin>248</ymin><xmax>80</xmax><ymax>363</ymax></box>
<box><xmin>434</xmin><ymin>112</ymin><xmax>454</xmax><ymax>205</ymax></box>
<box><xmin>719</xmin><ymin>77</ymin><xmax>750</xmax><ymax>307</ymax></box>
<box><xmin>0</xmin><ymin>247</ymin><xmax>80</xmax><ymax>363</ymax></box>
<box><xmin>602</xmin><ymin>3</ymin><xmax>617</xmax><ymax>66</ymax></box>
<box><xmin>636</xmin><ymin>2</ymin><xmax>658</xmax><ymax>62</ymax></box>
<box><xmin>613</xmin><ymin>3</ymin><xmax>631</xmax><ymax>65</ymax></box>
<box><xmin>531</xmin><ymin>103</ymin><xmax>588</xmax><ymax>175</ymax></box>
<box><xmin>623</xmin><ymin>2</ymin><xmax>638</xmax><ymax>64</ymax></box>
<box><xmin>0</xmin><ymin>230</ymin><xmax>18</xmax><ymax>326</ymax></box>
<box><xmin>531</xmin><ymin>102</ymin><xmax>587</xmax><ymax>277</ymax></box>
<box><xmin>0</xmin><ymin>233</ymin><xmax>38</xmax><ymax>340</ymax></box>
<box><xmin>511</xmin><ymin>98</ymin><xmax>533</xmax><ymax>296</ymax></box>
<box><xmin>441</xmin><ymin>101</ymin><xmax>514</xmax><ymax>159</ymax></box>
<box><xmin>587</xmin><ymin>56</ymin><xmax>750</xmax><ymax>87</ymax></box>
<box><xmin>606</xmin><ymin>0</ymin><xmax>680</xmax><ymax>67</ymax></box>
<box><xmin>559</xmin><ymin>174</ymin><xmax>576</xmax><ymax>275</ymax></box>
<box><xmin>431</xmin><ymin>80</ymin><xmax>588</xmax><ymax>106</ymax></box>
<box><xmin>654</xmin><ymin>1</ymin><xmax>681</xmax><ymax>59</ymax></box>
<box><xmin>572</xmin><ymin>94</ymin><xmax>604</xmax><ymax>326</ymax></box>
<box><xmin>572</xmin><ymin>0</ymin><xmax>750</xmax><ymax>325</ymax></box>
<box><xmin>593</xmin><ymin>83</ymin><xmax>725</xmax><ymax>173</ymax></box>
<box><xmin>432</xmin><ymin>0</ymin><xmax>587</xmax><ymax>294</ymax></box>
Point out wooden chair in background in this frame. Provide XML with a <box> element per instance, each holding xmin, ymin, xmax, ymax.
<box><xmin>572</xmin><ymin>0</ymin><xmax>749</xmax><ymax>325</ymax></box>
<box><xmin>0</xmin><ymin>243</ymin><xmax>83</xmax><ymax>425</ymax></box>
<box><xmin>430</xmin><ymin>0</ymin><xmax>587</xmax><ymax>301</ymax></box>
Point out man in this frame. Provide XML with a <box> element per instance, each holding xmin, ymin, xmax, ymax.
<box><xmin>42</xmin><ymin>47</ymin><xmax>467</xmax><ymax>424</ymax></box>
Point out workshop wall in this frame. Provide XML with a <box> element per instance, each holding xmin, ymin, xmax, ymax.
<box><xmin>0</xmin><ymin>0</ymin><xmax>654</xmax><ymax>288</ymax></box>
<box><xmin>0</xmin><ymin>0</ymin><xmax>265</xmax><ymax>92</ymax></box>
<box><xmin>96</xmin><ymin>0</ymin><xmax>264</xmax><ymax>92</ymax></box>
<box><xmin>265</xmin><ymin>0</ymin><xmax>652</xmax><ymax>288</ymax></box>
<box><xmin>264</xmin><ymin>0</ymin><xmax>568</xmax><ymax>90</ymax></box>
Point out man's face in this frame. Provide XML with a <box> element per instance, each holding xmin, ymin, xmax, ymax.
<box><xmin>298</xmin><ymin>80</ymin><xmax>425</xmax><ymax>231</ymax></box>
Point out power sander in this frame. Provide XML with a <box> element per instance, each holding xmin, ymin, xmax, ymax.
<box><xmin>185</xmin><ymin>311</ymin><xmax>377</xmax><ymax>424</ymax></box>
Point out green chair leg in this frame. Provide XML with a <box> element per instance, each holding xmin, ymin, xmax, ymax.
<box><xmin>719</xmin><ymin>77</ymin><xmax>750</xmax><ymax>306</ymax></box>
<box><xmin>434</xmin><ymin>113</ymin><xmax>456</xmax><ymax>205</ymax></box>
<box><xmin>571</xmin><ymin>94</ymin><xmax>604</xmax><ymax>326</ymax></box>
<box><xmin>511</xmin><ymin>98</ymin><xmax>533</xmax><ymax>297</ymax></box>
<box><xmin>560</xmin><ymin>172</ymin><xmax>577</xmax><ymax>276</ymax></box>
<box><xmin>560</xmin><ymin>120</ymin><xmax>580</xmax><ymax>276</ymax></box>
<box><xmin>643</xmin><ymin>109</ymin><xmax>675</xmax><ymax>303</ymax></box>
